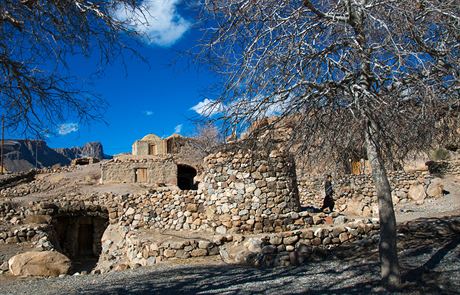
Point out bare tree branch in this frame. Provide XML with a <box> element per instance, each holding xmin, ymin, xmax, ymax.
<box><xmin>0</xmin><ymin>0</ymin><xmax>146</xmax><ymax>136</ymax></box>
<box><xmin>197</xmin><ymin>0</ymin><xmax>460</xmax><ymax>289</ymax></box>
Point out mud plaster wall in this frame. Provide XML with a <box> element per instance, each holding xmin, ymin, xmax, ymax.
<box><xmin>169</xmin><ymin>138</ymin><xmax>207</xmax><ymax>173</ymax></box>
<box><xmin>132</xmin><ymin>140</ymin><xmax>166</xmax><ymax>156</ymax></box>
<box><xmin>132</xmin><ymin>136</ymin><xmax>205</xmax><ymax>173</ymax></box>
<box><xmin>101</xmin><ymin>157</ymin><xmax>177</xmax><ymax>185</ymax></box>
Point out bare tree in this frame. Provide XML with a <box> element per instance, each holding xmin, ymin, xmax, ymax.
<box><xmin>199</xmin><ymin>0</ymin><xmax>459</xmax><ymax>289</ymax></box>
<box><xmin>0</xmin><ymin>0</ymin><xmax>146</xmax><ymax>135</ymax></box>
<box><xmin>192</xmin><ymin>121</ymin><xmax>223</xmax><ymax>154</ymax></box>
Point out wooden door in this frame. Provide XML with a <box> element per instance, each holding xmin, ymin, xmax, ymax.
<box><xmin>135</xmin><ymin>168</ymin><xmax>148</xmax><ymax>183</ymax></box>
<box><xmin>351</xmin><ymin>161</ymin><xmax>361</xmax><ymax>175</ymax></box>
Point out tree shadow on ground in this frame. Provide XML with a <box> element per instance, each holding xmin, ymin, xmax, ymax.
<box><xmin>75</xmin><ymin>215</ymin><xmax>460</xmax><ymax>295</ymax></box>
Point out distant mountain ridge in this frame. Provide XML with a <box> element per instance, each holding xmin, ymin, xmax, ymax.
<box><xmin>1</xmin><ymin>140</ymin><xmax>107</xmax><ymax>173</ymax></box>
<box><xmin>54</xmin><ymin>142</ymin><xmax>105</xmax><ymax>160</ymax></box>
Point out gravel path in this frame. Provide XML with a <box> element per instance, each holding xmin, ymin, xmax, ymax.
<box><xmin>395</xmin><ymin>175</ymin><xmax>460</xmax><ymax>223</ymax></box>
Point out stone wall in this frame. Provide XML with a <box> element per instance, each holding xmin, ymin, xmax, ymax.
<box><xmin>427</xmin><ymin>160</ymin><xmax>460</xmax><ymax>176</ymax></box>
<box><xmin>2</xmin><ymin>153</ymin><xmax>459</xmax><ymax>274</ymax></box>
<box><xmin>0</xmin><ymin>224</ymin><xmax>51</xmax><ymax>246</ymax></box>
<box><xmin>95</xmin><ymin>217</ymin><xmax>380</xmax><ymax>272</ymax></box>
<box><xmin>298</xmin><ymin>167</ymin><xmax>449</xmax><ymax>217</ymax></box>
<box><xmin>201</xmin><ymin>148</ymin><xmax>300</xmax><ymax>234</ymax></box>
<box><xmin>115</xmin><ymin>189</ymin><xmax>348</xmax><ymax>234</ymax></box>
<box><xmin>99</xmin><ymin>147</ymin><xmax>305</xmax><ymax>235</ymax></box>
<box><xmin>96</xmin><ymin>225</ymin><xmax>222</xmax><ymax>272</ymax></box>
<box><xmin>101</xmin><ymin>156</ymin><xmax>177</xmax><ymax>185</ymax></box>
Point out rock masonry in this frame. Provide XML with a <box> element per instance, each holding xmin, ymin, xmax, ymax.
<box><xmin>0</xmin><ymin>149</ymin><xmax>459</xmax><ymax>274</ymax></box>
<box><xmin>298</xmin><ymin>161</ymin><xmax>460</xmax><ymax>217</ymax></box>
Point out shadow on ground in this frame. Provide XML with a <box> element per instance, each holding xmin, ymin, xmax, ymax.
<box><xmin>71</xmin><ymin>215</ymin><xmax>460</xmax><ymax>295</ymax></box>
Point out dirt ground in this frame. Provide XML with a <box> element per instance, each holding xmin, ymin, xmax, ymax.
<box><xmin>10</xmin><ymin>163</ymin><xmax>151</xmax><ymax>205</ymax></box>
<box><xmin>395</xmin><ymin>175</ymin><xmax>460</xmax><ymax>223</ymax></box>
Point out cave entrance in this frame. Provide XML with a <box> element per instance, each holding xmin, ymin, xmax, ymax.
<box><xmin>53</xmin><ymin>213</ymin><xmax>108</xmax><ymax>273</ymax></box>
<box><xmin>177</xmin><ymin>164</ymin><xmax>197</xmax><ymax>190</ymax></box>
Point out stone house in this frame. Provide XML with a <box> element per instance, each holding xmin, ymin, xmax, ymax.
<box><xmin>101</xmin><ymin>133</ymin><xmax>206</xmax><ymax>190</ymax></box>
<box><xmin>132</xmin><ymin>134</ymin><xmax>167</xmax><ymax>156</ymax></box>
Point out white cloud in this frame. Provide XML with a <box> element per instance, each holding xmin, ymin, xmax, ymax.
<box><xmin>144</xmin><ymin>110</ymin><xmax>154</xmax><ymax>116</ymax></box>
<box><xmin>264</xmin><ymin>100</ymin><xmax>288</xmax><ymax>117</ymax></box>
<box><xmin>190</xmin><ymin>98</ymin><xmax>224</xmax><ymax>116</ymax></box>
<box><xmin>174</xmin><ymin>124</ymin><xmax>183</xmax><ymax>134</ymax></box>
<box><xmin>115</xmin><ymin>0</ymin><xmax>190</xmax><ymax>47</ymax></box>
<box><xmin>58</xmin><ymin>123</ymin><xmax>79</xmax><ymax>135</ymax></box>
<box><xmin>190</xmin><ymin>96</ymin><xmax>287</xmax><ymax>119</ymax></box>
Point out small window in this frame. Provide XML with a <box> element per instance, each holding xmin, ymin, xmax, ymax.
<box><xmin>166</xmin><ymin>138</ymin><xmax>174</xmax><ymax>154</ymax></box>
<box><xmin>148</xmin><ymin>144</ymin><xmax>156</xmax><ymax>155</ymax></box>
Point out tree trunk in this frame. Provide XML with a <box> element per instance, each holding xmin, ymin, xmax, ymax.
<box><xmin>364</xmin><ymin>118</ymin><xmax>401</xmax><ymax>289</ymax></box>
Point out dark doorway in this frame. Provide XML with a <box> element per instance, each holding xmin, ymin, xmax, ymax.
<box><xmin>78</xmin><ymin>223</ymin><xmax>94</xmax><ymax>257</ymax></box>
<box><xmin>53</xmin><ymin>213</ymin><xmax>108</xmax><ymax>273</ymax></box>
<box><xmin>177</xmin><ymin>164</ymin><xmax>197</xmax><ymax>190</ymax></box>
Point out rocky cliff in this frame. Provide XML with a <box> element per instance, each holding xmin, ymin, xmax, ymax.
<box><xmin>53</xmin><ymin>142</ymin><xmax>105</xmax><ymax>160</ymax></box>
<box><xmin>1</xmin><ymin>140</ymin><xmax>106</xmax><ymax>173</ymax></box>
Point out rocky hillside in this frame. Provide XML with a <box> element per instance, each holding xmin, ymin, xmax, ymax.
<box><xmin>53</xmin><ymin>142</ymin><xmax>105</xmax><ymax>160</ymax></box>
<box><xmin>1</xmin><ymin>140</ymin><xmax>106</xmax><ymax>173</ymax></box>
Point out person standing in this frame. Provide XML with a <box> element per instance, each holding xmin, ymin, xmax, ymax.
<box><xmin>322</xmin><ymin>174</ymin><xmax>335</xmax><ymax>212</ymax></box>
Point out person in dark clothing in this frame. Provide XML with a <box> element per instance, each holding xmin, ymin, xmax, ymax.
<box><xmin>322</xmin><ymin>174</ymin><xmax>335</xmax><ymax>212</ymax></box>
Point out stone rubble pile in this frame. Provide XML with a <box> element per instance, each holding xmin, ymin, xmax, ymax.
<box><xmin>0</xmin><ymin>178</ymin><xmax>57</xmax><ymax>198</ymax></box>
<box><xmin>0</xmin><ymin>202</ymin><xmax>25</xmax><ymax>224</ymax></box>
<box><xmin>0</xmin><ymin>171</ymin><xmax>36</xmax><ymax>191</ymax></box>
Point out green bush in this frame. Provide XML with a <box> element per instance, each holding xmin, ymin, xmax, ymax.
<box><xmin>431</xmin><ymin>148</ymin><xmax>451</xmax><ymax>161</ymax></box>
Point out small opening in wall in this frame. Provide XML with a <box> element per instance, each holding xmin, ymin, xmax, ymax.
<box><xmin>148</xmin><ymin>144</ymin><xmax>157</xmax><ymax>155</ymax></box>
<box><xmin>166</xmin><ymin>138</ymin><xmax>175</xmax><ymax>154</ymax></box>
<box><xmin>177</xmin><ymin>164</ymin><xmax>197</xmax><ymax>190</ymax></box>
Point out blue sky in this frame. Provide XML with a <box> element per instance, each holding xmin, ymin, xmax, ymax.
<box><xmin>7</xmin><ymin>0</ymin><xmax>219</xmax><ymax>155</ymax></box>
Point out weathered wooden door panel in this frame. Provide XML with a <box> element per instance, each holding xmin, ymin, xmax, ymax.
<box><xmin>135</xmin><ymin>168</ymin><xmax>148</xmax><ymax>183</ymax></box>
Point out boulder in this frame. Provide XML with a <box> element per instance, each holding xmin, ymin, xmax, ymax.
<box><xmin>8</xmin><ymin>251</ymin><xmax>71</xmax><ymax>277</ymax></box>
<box><xmin>408</xmin><ymin>184</ymin><xmax>426</xmax><ymax>202</ymax></box>
<box><xmin>345</xmin><ymin>199</ymin><xmax>364</xmax><ymax>216</ymax></box>
<box><xmin>219</xmin><ymin>238</ymin><xmax>262</xmax><ymax>264</ymax></box>
<box><xmin>426</xmin><ymin>178</ymin><xmax>444</xmax><ymax>198</ymax></box>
